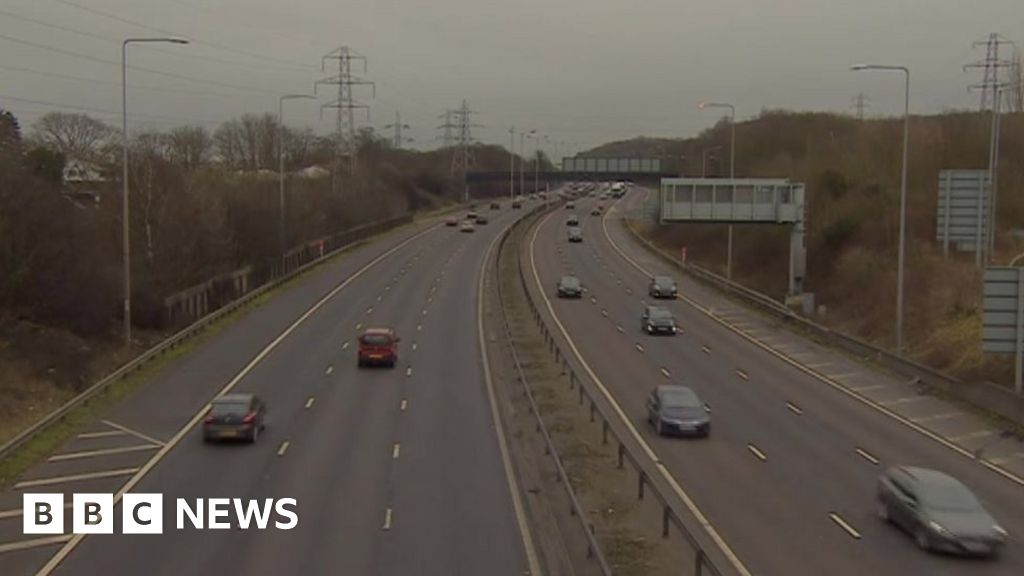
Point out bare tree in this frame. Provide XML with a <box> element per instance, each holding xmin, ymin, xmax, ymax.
<box><xmin>0</xmin><ymin>109</ymin><xmax>22</xmax><ymax>159</ymax></box>
<box><xmin>166</xmin><ymin>126</ymin><xmax>212</xmax><ymax>172</ymax></box>
<box><xmin>32</xmin><ymin>112</ymin><xmax>114</xmax><ymax>163</ymax></box>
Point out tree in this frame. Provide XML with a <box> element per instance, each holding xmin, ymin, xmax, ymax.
<box><xmin>32</xmin><ymin>112</ymin><xmax>114</xmax><ymax>163</ymax></box>
<box><xmin>0</xmin><ymin>109</ymin><xmax>22</xmax><ymax>160</ymax></box>
<box><xmin>166</xmin><ymin>126</ymin><xmax>212</xmax><ymax>172</ymax></box>
<box><xmin>22</xmin><ymin>147</ymin><xmax>65</xmax><ymax>184</ymax></box>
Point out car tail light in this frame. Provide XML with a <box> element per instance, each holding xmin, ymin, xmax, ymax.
<box><xmin>242</xmin><ymin>412</ymin><xmax>257</xmax><ymax>424</ymax></box>
<box><xmin>204</xmin><ymin>415</ymin><xmax>214</xmax><ymax>424</ymax></box>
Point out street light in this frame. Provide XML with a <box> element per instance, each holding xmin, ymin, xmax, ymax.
<box><xmin>852</xmin><ymin>63</ymin><xmax>910</xmax><ymax>355</ymax></box>
<box><xmin>122</xmin><ymin>36</ymin><xmax>188</xmax><ymax>347</ymax></box>
<box><xmin>699</xmin><ymin>101</ymin><xmax>736</xmax><ymax>279</ymax></box>
<box><xmin>519</xmin><ymin>129</ymin><xmax>535</xmax><ymax>197</ymax></box>
<box><xmin>508</xmin><ymin>127</ymin><xmax>516</xmax><ymax>200</ymax></box>
<box><xmin>279</xmin><ymin>94</ymin><xmax>316</xmax><ymax>274</ymax></box>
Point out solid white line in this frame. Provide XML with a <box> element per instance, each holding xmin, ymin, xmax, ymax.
<box><xmin>534</xmin><ymin>209</ymin><xmax>752</xmax><ymax>576</ymax></box>
<box><xmin>478</xmin><ymin>218</ymin><xmax>542</xmax><ymax>575</ymax></box>
<box><xmin>0</xmin><ymin>535</ymin><xmax>72</xmax><ymax>554</ymax></box>
<box><xmin>747</xmin><ymin>444</ymin><xmax>767</xmax><ymax>462</ymax></box>
<box><xmin>829</xmin><ymin>513</ymin><xmax>862</xmax><ymax>539</ymax></box>
<box><xmin>47</xmin><ymin>444</ymin><xmax>159</xmax><ymax>462</ymax></box>
<box><xmin>382</xmin><ymin>508</ymin><xmax>393</xmax><ymax>531</ymax></box>
<box><xmin>786</xmin><ymin>402</ymin><xmax>803</xmax><ymax>415</ymax></box>
<box><xmin>598</xmin><ymin>194</ymin><xmax>1024</xmax><ymax>489</ymax></box>
<box><xmin>76</xmin><ymin>430</ymin><xmax>125</xmax><ymax>439</ymax></box>
<box><xmin>100</xmin><ymin>420</ymin><xmax>166</xmax><ymax>446</ymax></box>
<box><xmin>855</xmin><ymin>448</ymin><xmax>880</xmax><ymax>465</ymax></box>
<box><xmin>34</xmin><ymin>220</ymin><xmax>446</xmax><ymax>575</ymax></box>
<box><xmin>15</xmin><ymin>467</ymin><xmax>139</xmax><ymax>489</ymax></box>
<box><xmin>277</xmin><ymin>441</ymin><xmax>290</xmax><ymax>457</ymax></box>
<box><xmin>305</xmin><ymin>397</ymin><xmax>315</xmax><ymax>409</ymax></box>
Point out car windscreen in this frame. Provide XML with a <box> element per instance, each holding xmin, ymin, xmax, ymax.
<box><xmin>211</xmin><ymin>401</ymin><xmax>250</xmax><ymax>417</ymax></box>
<box><xmin>921</xmin><ymin>483</ymin><xmax>983</xmax><ymax>512</ymax></box>
<box><xmin>361</xmin><ymin>334</ymin><xmax>392</xmax><ymax>346</ymax></box>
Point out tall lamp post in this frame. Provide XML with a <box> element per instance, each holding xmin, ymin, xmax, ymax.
<box><xmin>852</xmin><ymin>64</ymin><xmax>910</xmax><ymax>355</ymax></box>
<box><xmin>699</xmin><ymin>101</ymin><xmax>736</xmax><ymax>279</ymax></box>
<box><xmin>508</xmin><ymin>127</ymin><xmax>516</xmax><ymax>200</ymax></box>
<box><xmin>122</xmin><ymin>36</ymin><xmax>188</xmax><ymax>347</ymax></box>
<box><xmin>279</xmin><ymin>94</ymin><xmax>315</xmax><ymax>273</ymax></box>
<box><xmin>519</xmin><ymin>129</ymin><xmax>535</xmax><ymax>197</ymax></box>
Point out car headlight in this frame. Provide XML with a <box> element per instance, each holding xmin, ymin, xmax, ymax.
<box><xmin>928</xmin><ymin>521</ymin><xmax>951</xmax><ymax>536</ymax></box>
<box><xmin>993</xmin><ymin>525</ymin><xmax>1008</xmax><ymax>539</ymax></box>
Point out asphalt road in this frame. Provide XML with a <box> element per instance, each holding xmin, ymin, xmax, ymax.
<box><xmin>526</xmin><ymin>189</ymin><xmax>1024</xmax><ymax>576</ymax></box>
<box><xmin>0</xmin><ymin>204</ymin><xmax>535</xmax><ymax>576</ymax></box>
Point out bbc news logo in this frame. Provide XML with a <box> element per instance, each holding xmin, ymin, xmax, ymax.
<box><xmin>24</xmin><ymin>494</ymin><xmax>298</xmax><ymax>535</ymax></box>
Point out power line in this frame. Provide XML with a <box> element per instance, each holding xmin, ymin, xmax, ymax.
<box><xmin>157</xmin><ymin>0</ymin><xmax>334</xmax><ymax>53</ymax></box>
<box><xmin>49</xmin><ymin>0</ymin><xmax>318</xmax><ymax>71</ymax></box>
<box><xmin>0</xmin><ymin>32</ymin><xmax>283</xmax><ymax>96</ymax></box>
<box><xmin>0</xmin><ymin>7</ymin><xmax>313</xmax><ymax>77</ymax></box>
<box><xmin>0</xmin><ymin>93</ymin><xmax>224</xmax><ymax>126</ymax></box>
<box><xmin>0</xmin><ymin>63</ymin><xmax>247</xmax><ymax>100</ymax></box>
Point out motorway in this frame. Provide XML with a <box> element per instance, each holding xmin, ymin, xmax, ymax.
<box><xmin>524</xmin><ymin>188</ymin><xmax>1024</xmax><ymax>576</ymax></box>
<box><xmin>0</xmin><ymin>205</ymin><xmax>535</xmax><ymax>575</ymax></box>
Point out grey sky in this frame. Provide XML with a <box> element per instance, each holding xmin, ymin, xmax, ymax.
<box><xmin>1</xmin><ymin>0</ymin><xmax>1021</xmax><ymax>157</ymax></box>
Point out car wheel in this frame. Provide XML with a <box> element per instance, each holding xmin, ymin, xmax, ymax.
<box><xmin>914</xmin><ymin>528</ymin><xmax>931</xmax><ymax>551</ymax></box>
<box><xmin>876</xmin><ymin>501</ymin><xmax>891</xmax><ymax>523</ymax></box>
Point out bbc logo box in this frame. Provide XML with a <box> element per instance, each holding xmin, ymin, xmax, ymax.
<box><xmin>23</xmin><ymin>493</ymin><xmax>163</xmax><ymax>535</ymax></box>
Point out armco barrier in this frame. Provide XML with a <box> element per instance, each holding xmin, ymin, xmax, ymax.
<box><xmin>513</xmin><ymin>205</ymin><xmax>728</xmax><ymax>576</ymax></box>
<box><xmin>494</xmin><ymin>205</ymin><xmax>613</xmax><ymax>575</ymax></box>
<box><xmin>0</xmin><ymin>210</ymin><xmax>433</xmax><ymax>463</ymax></box>
<box><xmin>621</xmin><ymin>217</ymin><xmax>1024</xmax><ymax>428</ymax></box>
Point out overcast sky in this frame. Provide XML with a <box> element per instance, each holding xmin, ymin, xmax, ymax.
<box><xmin>1</xmin><ymin>0</ymin><xmax>1021</xmax><ymax>156</ymax></box>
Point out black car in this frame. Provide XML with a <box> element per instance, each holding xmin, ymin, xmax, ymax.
<box><xmin>556</xmin><ymin>275</ymin><xmax>584</xmax><ymax>298</ymax></box>
<box><xmin>877</xmin><ymin>466</ymin><xmax>1007</xmax><ymax>556</ymax></box>
<box><xmin>203</xmin><ymin>393</ymin><xmax>266</xmax><ymax>443</ymax></box>
<box><xmin>512</xmin><ymin>199</ymin><xmax>523</xmax><ymax>209</ymax></box>
<box><xmin>490</xmin><ymin>202</ymin><xmax>501</xmax><ymax>210</ymax></box>
<box><xmin>642</xmin><ymin>306</ymin><xmax>677</xmax><ymax>335</ymax></box>
<box><xmin>476</xmin><ymin>215</ymin><xmax>489</xmax><ymax>225</ymax></box>
<box><xmin>568</xmin><ymin>227</ymin><xmax>583</xmax><ymax>243</ymax></box>
<box><xmin>646</xmin><ymin>385</ymin><xmax>709</xmax><ymax>437</ymax></box>
<box><xmin>648</xmin><ymin>276</ymin><xmax>678</xmax><ymax>299</ymax></box>
<box><xmin>565</xmin><ymin>202</ymin><xmax>575</xmax><ymax>210</ymax></box>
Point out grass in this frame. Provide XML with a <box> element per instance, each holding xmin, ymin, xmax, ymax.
<box><xmin>0</xmin><ymin>216</ymin><xmax>428</xmax><ymax>488</ymax></box>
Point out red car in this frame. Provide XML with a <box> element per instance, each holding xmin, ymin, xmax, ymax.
<box><xmin>357</xmin><ymin>328</ymin><xmax>400</xmax><ymax>368</ymax></box>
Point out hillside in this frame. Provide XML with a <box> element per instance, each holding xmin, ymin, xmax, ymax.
<box><xmin>595</xmin><ymin>110</ymin><xmax>1024</xmax><ymax>386</ymax></box>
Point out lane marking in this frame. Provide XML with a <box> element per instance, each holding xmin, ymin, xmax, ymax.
<box><xmin>635</xmin><ymin>343</ymin><xmax>645</xmax><ymax>353</ymax></box>
<box><xmin>701</xmin><ymin>345</ymin><xmax>711</xmax><ymax>354</ymax></box>
<box><xmin>277</xmin><ymin>441</ymin><xmax>290</xmax><ymax>457</ymax></box>
<box><xmin>660</xmin><ymin>368</ymin><xmax>671</xmax><ymax>379</ymax></box>
<box><xmin>422</xmin><ymin>309</ymin><xmax>429</xmax><ymax>316</ymax></box>
<box><xmin>305</xmin><ymin>397</ymin><xmax>315</xmax><ymax>409</ymax></box>
<box><xmin>417</xmin><ymin>324</ymin><xmax>423</xmax><ymax>332</ymax></box>
<box><xmin>735</xmin><ymin>369</ymin><xmax>749</xmax><ymax>381</ymax></box>
<box><xmin>590</xmin><ymin>296</ymin><xmax>597</xmax><ymax>304</ymax></box>
<box><xmin>356</xmin><ymin>323</ymin><xmax>363</xmax><ymax>331</ymax></box>
<box><xmin>15</xmin><ymin>468</ymin><xmax>140</xmax><ymax>489</ymax></box>
<box><xmin>855</xmin><ymin>447</ymin><xmax>880</xmax><ymax>465</ymax></box>
<box><xmin>598</xmin><ymin>199</ymin><xmax>1024</xmax><ymax>489</ymax></box>
<box><xmin>848</xmin><ymin>384</ymin><xmax>886</xmax><ymax>392</ymax></box>
<box><xmin>100</xmin><ymin>420</ymin><xmax>166</xmax><ymax>446</ymax></box>
<box><xmin>531</xmin><ymin>209</ymin><xmax>752</xmax><ymax>576</ymax></box>
<box><xmin>406</xmin><ymin>367</ymin><xmax>413</xmax><ymax>377</ymax></box>
<box><xmin>616</xmin><ymin>325</ymin><xmax>624</xmax><ymax>334</ymax></box>
<box><xmin>342</xmin><ymin>341</ymin><xmax>350</xmax><ymax>350</ymax></box>
<box><xmin>48</xmin><ymin>444</ymin><xmax>159</xmax><ymax>462</ymax></box>
<box><xmin>601</xmin><ymin>309</ymin><xmax>608</xmax><ymax>317</ymax></box>
<box><xmin>0</xmin><ymin>535</ymin><xmax>72</xmax><ymax>554</ymax></box>
<box><xmin>76</xmin><ymin>430</ymin><xmax>125</xmax><ymax>440</ymax></box>
<box><xmin>480</xmin><ymin>219</ymin><xmax>542</xmax><ymax>575</ymax></box>
<box><xmin>829</xmin><ymin>513</ymin><xmax>862</xmax><ymax>539</ymax></box>
<box><xmin>366</xmin><ymin>307</ymin><xmax>374</xmax><ymax>315</ymax></box>
<box><xmin>400</xmin><ymin>399</ymin><xmax>408</xmax><ymax>412</ymax></box>
<box><xmin>747</xmin><ymin>444</ymin><xmax>767</xmax><ymax>462</ymax></box>
<box><xmin>382</xmin><ymin>508</ymin><xmax>393</xmax><ymax>531</ymax></box>
<box><xmin>786</xmin><ymin>402</ymin><xmax>803</xmax><ymax>415</ymax></box>
<box><xmin>34</xmin><ymin>220</ymin><xmax>447</xmax><ymax>574</ymax></box>
<box><xmin>392</xmin><ymin>443</ymin><xmax>401</xmax><ymax>459</ymax></box>
<box><xmin>412</xmin><ymin>343</ymin><xmax>418</xmax><ymax>351</ymax></box>
<box><xmin>377</xmin><ymin>295</ymin><xmax>382</xmax><ymax>302</ymax></box>
<box><xmin>325</xmin><ymin>365</ymin><xmax>334</xmax><ymax>375</ymax></box>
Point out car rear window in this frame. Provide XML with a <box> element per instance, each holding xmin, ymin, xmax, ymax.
<box><xmin>211</xmin><ymin>401</ymin><xmax>249</xmax><ymax>417</ymax></box>
<box><xmin>662</xmin><ymin>389</ymin><xmax>700</xmax><ymax>408</ymax></box>
<box><xmin>560</xmin><ymin>277</ymin><xmax>580</xmax><ymax>288</ymax></box>
<box><xmin>650</xmin><ymin>309</ymin><xmax>672</xmax><ymax>319</ymax></box>
<box><xmin>361</xmin><ymin>334</ymin><xmax>392</xmax><ymax>346</ymax></box>
<box><xmin>654</xmin><ymin>276</ymin><xmax>674</xmax><ymax>286</ymax></box>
